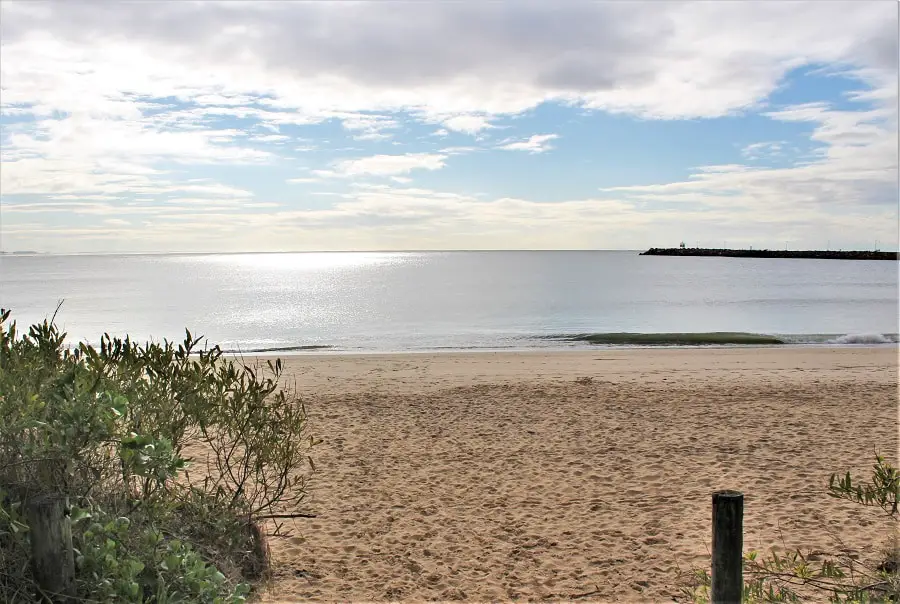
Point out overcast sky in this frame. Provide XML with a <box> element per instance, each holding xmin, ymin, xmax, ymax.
<box><xmin>1</xmin><ymin>0</ymin><xmax>897</xmax><ymax>253</ymax></box>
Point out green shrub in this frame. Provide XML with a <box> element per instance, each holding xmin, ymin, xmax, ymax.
<box><xmin>0</xmin><ymin>309</ymin><xmax>318</xmax><ymax>602</ymax></box>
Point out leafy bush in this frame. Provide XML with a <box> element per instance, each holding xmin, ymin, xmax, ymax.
<box><xmin>0</xmin><ymin>309</ymin><xmax>318</xmax><ymax>602</ymax></box>
<box><xmin>682</xmin><ymin>454</ymin><xmax>900</xmax><ymax>603</ymax></box>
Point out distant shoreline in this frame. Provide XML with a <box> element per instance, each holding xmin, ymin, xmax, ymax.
<box><xmin>641</xmin><ymin>247</ymin><xmax>898</xmax><ymax>260</ymax></box>
<box><xmin>64</xmin><ymin>331</ymin><xmax>900</xmax><ymax>357</ymax></box>
<box><xmin>2</xmin><ymin>249</ymin><xmax>897</xmax><ymax>259</ymax></box>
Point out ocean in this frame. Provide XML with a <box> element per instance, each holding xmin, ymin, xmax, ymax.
<box><xmin>1</xmin><ymin>251</ymin><xmax>897</xmax><ymax>353</ymax></box>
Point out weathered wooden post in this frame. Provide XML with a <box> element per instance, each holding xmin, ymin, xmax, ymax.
<box><xmin>25</xmin><ymin>494</ymin><xmax>75</xmax><ymax>602</ymax></box>
<box><xmin>711</xmin><ymin>490</ymin><xmax>743</xmax><ymax>604</ymax></box>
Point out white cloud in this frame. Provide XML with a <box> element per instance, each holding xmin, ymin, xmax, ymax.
<box><xmin>162</xmin><ymin>198</ymin><xmax>243</xmax><ymax>206</ymax></box>
<box><xmin>0</xmin><ymin>1</ymin><xmax>896</xmax><ymax>253</ymax></box>
<box><xmin>499</xmin><ymin>134</ymin><xmax>559</xmax><ymax>154</ymax></box>
<box><xmin>286</xmin><ymin>177</ymin><xmax>320</xmax><ymax>184</ymax></box>
<box><xmin>49</xmin><ymin>194</ymin><xmax>121</xmax><ymax>201</ymax></box>
<box><xmin>1</xmin><ymin>2</ymin><xmax>894</xmax><ymax>123</ymax></box>
<box><xmin>740</xmin><ymin>141</ymin><xmax>787</xmax><ymax>160</ymax></box>
<box><xmin>323</xmin><ymin>153</ymin><xmax>448</xmax><ymax>177</ymax></box>
<box><xmin>2</xmin><ymin>201</ymin><xmax>169</xmax><ymax>215</ymax></box>
<box><xmin>165</xmin><ymin>184</ymin><xmax>254</xmax><ymax>197</ymax></box>
<box><xmin>333</xmin><ymin>113</ymin><xmax>398</xmax><ymax>140</ymax></box>
<box><xmin>250</xmin><ymin>134</ymin><xmax>290</xmax><ymax>143</ymax></box>
<box><xmin>439</xmin><ymin>114</ymin><xmax>494</xmax><ymax>134</ymax></box>
<box><xmin>0</xmin><ymin>108</ymin><xmax>270</xmax><ymax>198</ymax></box>
<box><xmin>600</xmin><ymin>100</ymin><xmax>897</xmax><ymax>220</ymax></box>
<box><xmin>439</xmin><ymin>146</ymin><xmax>480</xmax><ymax>155</ymax></box>
<box><xmin>9</xmin><ymin>181</ymin><xmax>892</xmax><ymax>253</ymax></box>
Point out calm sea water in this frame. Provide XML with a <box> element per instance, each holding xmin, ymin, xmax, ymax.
<box><xmin>1</xmin><ymin>251</ymin><xmax>897</xmax><ymax>352</ymax></box>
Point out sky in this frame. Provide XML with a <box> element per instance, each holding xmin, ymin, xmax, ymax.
<box><xmin>0</xmin><ymin>0</ymin><xmax>897</xmax><ymax>253</ymax></box>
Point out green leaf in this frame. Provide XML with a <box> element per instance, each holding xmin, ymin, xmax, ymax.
<box><xmin>70</xmin><ymin>507</ymin><xmax>91</xmax><ymax>524</ymax></box>
<box><xmin>21</xmin><ymin>419</ymin><xmax>49</xmax><ymax>429</ymax></box>
<box><xmin>165</xmin><ymin>554</ymin><xmax>182</xmax><ymax>571</ymax></box>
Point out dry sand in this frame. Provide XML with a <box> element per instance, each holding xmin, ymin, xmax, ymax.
<box><xmin>254</xmin><ymin>347</ymin><xmax>898</xmax><ymax>603</ymax></box>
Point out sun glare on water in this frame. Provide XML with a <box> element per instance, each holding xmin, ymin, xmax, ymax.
<box><xmin>188</xmin><ymin>252</ymin><xmax>412</xmax><ymax>272</ymax></box>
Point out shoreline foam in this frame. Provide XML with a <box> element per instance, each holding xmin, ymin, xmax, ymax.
<box><xmin>223</xmin><ymin>333</ymin><xmax>899</xmax><ymax>356</ymax></box>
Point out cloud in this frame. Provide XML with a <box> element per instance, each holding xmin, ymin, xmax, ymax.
<box><xmin>0</xmin><ymin>109</ymin><xmax>271</xmax><ymax>198</ymax></box>
<box><xmin>250</xmin><ymin>134</ymin><xmax>290</xmax><ymax>143</ymax></box>
<box><xmin>9</xmin><ymin>180</ymin><xmax>892</xmax><ymax>253</ymax></box>
<box><xmin>439</xmin><ymin>146</ymin><xmax>480</xmax><ymax>155</ymax></box>
<box><xmin>499</xmin><ymin>134</ymin><xmax>559</xmax><ymax>153</ymax></box>
<box><xmin>600</xmin><ymin>100</ymin><xmax>897</xmax><ymax>219</ymax></box>
<box><xmin>5</xmin><ymin>110</ymin><xmax>269</xmax><ymax>164</ymax></box>
<box><xmin>2</xmin><ymin>201</ymin><xmax>172</xmax><ymax>215</ymax></box>
<box><xmin>333</xmin><ymin>112</ymin><xmax>399</xmax><ymax>140</ymax></box>
<box><xmin>740</xmin><ymin>141</ymin><xmax>786</xmax><ymax>160</ymax></box>
<box><xmin>1</xmin><ymin>1</ymin><xmax>894</xmax><ymax>123</ymax></box>
<box><xmin>162</xmin><ymin>198</ymin><xmax>243</xmax><ymax>206</ymax></box>
<box><xmin>166</xmin><ymin>183</ymin><xmax>253</xmax><ymax>197</ymax></box>
<box><xmin>439</xmin><ymin>114</ymin><xmax>494</xmax><ymax>134</ymax></box>
<box><xmin>0</xmin><ymin>1</ymin><xmax>896</xmax><ymax>253</ymax></box>
<box><xmin>320</xmin><ymin>153</ymin><xmax>448</xmax><ymax>177</ymax></box>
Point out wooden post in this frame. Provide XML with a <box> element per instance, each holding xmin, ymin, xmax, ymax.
<box><xmin>711</xmin><ymin>490</ymin><xmax>743</xmax><ymax>604</ymax></box>
<box><xmin>25</xmin><ymin>494</ymin><xmax>75</xmax><ymax>602</ymax></box>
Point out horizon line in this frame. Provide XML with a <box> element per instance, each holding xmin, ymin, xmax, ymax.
<box><xmin>1</xmin><ymin>247</ymin><xmax>897</xmax><ymax>257</ymax></box>
<box><xmin>1</xmin><ymin>248</ymin><xmax>647</xmax><ymax>257</ymax></box>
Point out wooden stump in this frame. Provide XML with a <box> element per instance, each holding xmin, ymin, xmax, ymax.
<box><xmin>25</xmin><ymin>494</ymin><xmax>75</xmax><ymax>603</ymax></box>
<box><xmin>711</xmin><ymin>490</ymin><xmax>743</xmax><ymax>604</ymax></box>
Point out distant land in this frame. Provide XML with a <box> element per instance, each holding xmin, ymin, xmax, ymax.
<box><xmin>641</xmin><ymin>247</ymin><xmax>898</xmax><ymax>261</ymax></box>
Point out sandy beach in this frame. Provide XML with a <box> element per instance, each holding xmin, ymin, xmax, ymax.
<box><xmin>256</xmin><ymin>347</ymin><xmax>898</xmax><ymax>602</ymax></box>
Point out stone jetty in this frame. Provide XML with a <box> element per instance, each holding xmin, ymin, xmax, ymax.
<box><xmin>640</xmin><ymin>248</ymin><xmax>898</xmax><ymax>260</ymax></box>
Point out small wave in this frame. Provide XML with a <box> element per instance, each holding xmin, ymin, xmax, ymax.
<box><xmin>829</xmin><ymin>333</ymin><xmax>896</xmax><ymax>345</ymax></box>
<box><xmin>542</xmin><ymin>332</ymin><xmax>785</xmax><ymax>346</ymax></box>
<box><xmin>221</xmin><ymin>344</ymin><xmax>332</xmax><ymax>353</ymax></box>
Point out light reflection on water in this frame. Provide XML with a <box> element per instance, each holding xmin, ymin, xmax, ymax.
<box><xmin>2</xmin><ymin>251</ymin><xmax>897</xmax><ymax>352</ymax></box>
